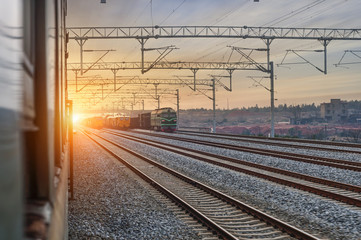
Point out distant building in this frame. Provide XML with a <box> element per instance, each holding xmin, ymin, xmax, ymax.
<box><xmin>289</xmin><ymin>111</ymin><xmax>321</xmax><ymax>125</ymax></box>
<box><xmin>320</xmin><ymin>99</ymin><xmax>348</xmax><ymax>122</ymax></box>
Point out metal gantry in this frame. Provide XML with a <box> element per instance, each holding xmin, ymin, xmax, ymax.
<box><xmin>67</xmin><ymin>25</ymin><xmax>361</xmax><ymax>136</ymax></box>
<box><xmin>67</xmin><ymin>61</ymin><xmax>266</xmax><ymax>71</ymax></box>
<box><xmin>335</xmin><ymin>50</ymin><xmax>361</xmax><ymax>67</ymax></box>
<box><xmin>68</xmin><ymin>75</ymin><xmax>221</xmax><ymax>121</ymax></box>
<box><xmin>67</xmin><ymin>77</ymin><xmax>213</xmax><ymax>88</ymax></box>
<box><xmin>277</xmin><ymin>49</ymin><xmax>327</xmax><ymax>74</ymax></box>
<box><xmin>70</xmin><ymin>85</ymin><xmax>180</xmax><ymax>111</ymax></box>
<box><xmin>229</xmin><ymin>46</ymin><xmax>276</xmax><ymax>136</ymax></box>
<box><xmin>68</xmin><ymin>25</ymin><xmax>361</xmax><ymax>77</ymax></box>
<box><xmin>68</xmin><ymin>26</ymin><xmax>361</xmax><ymax>78</ymax></box>
<box><xmin>68</xmin><ymin>60</ymin><xmax>262</xmax><ymax>92</ymax></box>
<box><xmin>68</xmin><ymin>26</ymin><xmax>361</xmax><ymax>40</ymax></box>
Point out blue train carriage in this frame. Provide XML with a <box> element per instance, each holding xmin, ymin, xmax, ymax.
<box><xmin>150</xmin><ymin>108</ymin><xmax>177</xmax><ymax>132</ymax></box>
<box><xmin>0</xmin><ymin>0</ymin><xmax>69</xmax><ymax>239</ymax></box>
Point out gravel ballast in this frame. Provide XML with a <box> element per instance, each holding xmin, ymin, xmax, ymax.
<box><xmin>68</xmin><ymin>132</ymin><xmax>201</xmax><ymax>240</ymax></box>
<box><xmin>101</xmin><ymin>129</ymin><xmax>361</xmax><ymax>240</ymax></box>
<box><xmin>125</xmin><ymin>130</ymin><xmax>361</xmax><ymax>187</ymax></box>
<box><xmin>161</xmin><ymin>131</ymin><xmax>361</xmax><ymax>162</ymax></box>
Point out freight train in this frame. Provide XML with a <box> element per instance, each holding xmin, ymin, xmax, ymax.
<box><xmin>0</xmin><ymin>0</ymin><xmax>69</xmax><ymax>239</ymax></box>
<box><xmin>84</xmin><ymin>116</ymin><xmax>103</xmax><ymax>129</ymax></box>
<box><xmin>84</xmin><ymin>107</ymin><xmax>177</xmax><ymax>132</ymax></box>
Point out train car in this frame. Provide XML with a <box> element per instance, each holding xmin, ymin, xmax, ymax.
<box><xmin>111</xmin><ymin>114</ymin><xmax>120</xmax><ymax>129</ymax></box>
<box><xmin>91</xmin><ymin>116</ymin><xmax>104</xmax><ymax>129</ymax></box>
<box><xmin>113</xmin><ymin>116</ymin><xmax>120</xmax><ymax>128</ymax></box>
<box><xmin>83</xmin><ymin>114</ymin><xmax>133</xmax><ymax>130</ymax></box>
<box><xmin>103</xmin><ymin>115</ymin><xmax>113</xmax><ymax>128</ymax></box>
<box><xmin>0</xmin><ymin>0</ymin><xmax>69</xmax><ymax>239</ymax></box>
<box><xmin>130</xmin><ymin>116</ymin><xmax>140</xmax><ymax>128</ymax></box>
<box><xmin>139</xmin><ymin>112</ymin><xmax>151</xmax><ymax>129</ymax></box>
<box><xmin>82</xmin><ymin>116</ymin><xmax>103</xmax><ymax>129</ymax></box>
<box><xmin>106</xmin><ymin>114</ymin><xmax>128</xmax><ymax>129</ymax></box>
<box><xmin>108</xmin><ymin>116</ymin><xmax>117</xmax><ymax>128</ymax></box>
<box><xmin>150</xmin><ymin>108</ymin><xmax>177</xmax><ymax>132</ymax></box>
<box><xmin>83</xmin><ymin>118</ymin><xmax>91</xmax><ymax>127</ymax></box>
<box><xmin>117</xmin><ymin>115</ymin><xmax>131</xmax><ymax>129</ymax></box>
<box><xmin>124</xmin><ymin>116</ymin><xmax>131</xmax><ymax>128</ymax></box>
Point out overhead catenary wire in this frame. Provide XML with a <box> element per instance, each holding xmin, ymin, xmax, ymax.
<box><xmin>207</xmin><ymin>0</ymin><xmax>248</xmax><ymax>26</ymax></box>
<box><xmin>261</xmin><ymin>0</ymin><xmax>326</xmax><ymax>27</ymax></box>
<box><xmin>150</xmin><ymin>0</ymin><xmax>154</xmax><ymax>27</ymax></box>
<box><xmin>133</xmin><ymin>0</ymin><xmax>330</xmax><ymax>65</ymax></box>
<box><xmin>286</xmin><ymin>1</ymin><xmax>349</xmax><ymax>28</ymax></box>
<box><xmin>193</xmin><ymin>1</ymin><xmax>328</xmax><ymax>62</ymax></box>
<box><xmin>132</xmin><ymin>0</ymin><xmax>152</xmax><ymax>25</ymax></box>
<box><xmin>159</xmin><ymin>0</ymin><xmax>187</xmax><ymax>25</ymax></box>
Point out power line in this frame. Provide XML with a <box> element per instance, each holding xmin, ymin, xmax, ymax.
<box><xmin>261</xmin><ymin>0</ymin><xmax>325</xmax><ymax>27</ymax></box>
<box><xmin>217</xmin><ymin>1</ymin><xmax>327</xmax><ymax>60</ymax></box>
<box><xmin>288</xmin><ymin>1</ymin><xmax>348</xmax><ymax>28</ymax></box>
<box><xmin>191</xmin><ymin>0</ymin><xmax>330</xmax><ymax>61</ymax></box>
<box><xmin>193</xmin><ymin>46</ymin><xmax>228</xmax><ymax>62</ymax></box>
<box><xmin>159</xmin><ymin>0</ymin><xmax>187</xmax><ymax>25</ymax></box>
<box><xmin>132</xmin><ymin>0</ymin><xmax>152</xmax><ymax>25</ymax></box>
<box><xmin>150</xmin><ymin>0</ymin><xmax>154</xmax><ymax>27</ymax></box>
<box><xmin>207</xmin><ymin>1</ymin><xmax>248</xmax><ymax>26</ymax></box>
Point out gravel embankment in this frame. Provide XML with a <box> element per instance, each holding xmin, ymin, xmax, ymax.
<box><xmin>178</xmin><ymin>132</ymin><xmax>361</xmax><ymax>154</ymax></box>
<box><xmin>124</xmin><ymin>130</ymin><xmax>361</xmax><ymax>187</ymax></box>
<box><xmin>171</xmin><ymin>132</ymin><xmax>361</xmax><ymax>162</ymax></box>
<box><xmin>68</xmin><ymin>132</ymin><xmax>201</xmax><ymax>240</ymax></box>
<box><xmin>101</xmin><ymin>129</ymin><xmax>361</xmax><ymax>240</ymax></box>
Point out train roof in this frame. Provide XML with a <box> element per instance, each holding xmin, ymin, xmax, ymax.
<box><xmin>153</xmin><ymin>107</ymin><xmax>176</xmax><ymax>113</ymax></box>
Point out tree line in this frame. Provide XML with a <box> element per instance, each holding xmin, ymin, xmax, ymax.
<box><xmin>186</xmin><ymin>100</ymin><xmax>361</xmax><ymax>113</ymax></box>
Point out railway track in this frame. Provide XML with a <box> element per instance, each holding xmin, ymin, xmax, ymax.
<box><xmin>101</xmin><ymin>129</ymin><xmax>361</xmax><ymax>209</ymax></box>
<box><xmin>176</xmin><ymin>130</ymin><xmax>361</xmax><ymax>155</ymax></box>
<box><xmin>177</xmin><ymin>130</ymin><xmax>361</xmax><ymax>151</ymax></box>
<box><xmin>82</xmin><ymin>129</ymin><xmax>319</xmax><ymax>240</ymax></box>
<box><xmin>129</xmin><ymin>130</ymin><xmax>361</xmax><ymax>172</ymax></box>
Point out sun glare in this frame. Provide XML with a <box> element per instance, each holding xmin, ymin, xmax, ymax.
<box><xmin>73</xmin><ymin>114</ymin><xmax>80</xmax><ymax>124</ymax></box>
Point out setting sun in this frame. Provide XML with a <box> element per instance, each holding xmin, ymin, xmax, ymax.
<box><xmin>72</xmin><ymin>114</ymin><xmax>80</xmax><ymax>124</ymax></box>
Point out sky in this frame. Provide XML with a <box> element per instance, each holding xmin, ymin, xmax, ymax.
<box><xmin>67</xmin><ymin>0</ymin><xmax>361</xmax><ymax>111</ymax></box>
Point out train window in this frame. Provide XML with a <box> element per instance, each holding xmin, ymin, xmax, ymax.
<box><xmin>22</xmin><ymin>0</ymin><xmax>36</xmax><ymax>129</ymax></box>
<box><xmin>23</xmin><ymin>1</ymin><xmax>35</xmax><ymax>65</ymax></box>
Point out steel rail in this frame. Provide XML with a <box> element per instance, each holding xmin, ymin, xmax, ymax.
<box><xmin>137</xmin><ymin>131</ymin><xmax>361</xmax><ymax>172</ymax></box>
<box><xmin>83</xmin><ymin>129</ymin><xmax>319</xmax><ymax>240</ymax></box>
<box><xmin>176</xmin><ymin>131</ymin><xmax>361</xmax><ymax>154</ymax></box>
<box><xmin>178</xmin><ymin>130</ymin><xmax>361</xmax><ymax>150</ymax></box>
<box><xmin>102</xmin><ymin>129</ymin><xmax>361</xmax><ymax>208</ymax></box>
<box><xmin>81</xmin><ymin>130</ymin><xmax>238</xmax><ymax>240</ymax></box>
